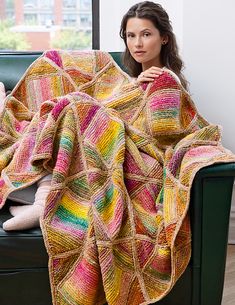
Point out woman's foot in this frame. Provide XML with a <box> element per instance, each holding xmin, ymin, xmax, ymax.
<box><xmin>9</xmin><ymin>205</ymin><xmax>32</xmax><ymax>217</ymax></box>
<box><xmin>3</xmin><ymin>204</ymin><xmax>45</xmax><ymax>231</ymax></box>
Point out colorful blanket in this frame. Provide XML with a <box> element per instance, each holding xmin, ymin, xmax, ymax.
<box><xmin>0</xmin><ymin>50</ymin><xmax>234</xmax><ymax>305</ymax></box>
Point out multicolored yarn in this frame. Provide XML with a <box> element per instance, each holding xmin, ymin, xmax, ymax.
<box><xmin>0</xmin><ymin>50</ymin><xmax>235</xmax><ymax>305</ymax></box>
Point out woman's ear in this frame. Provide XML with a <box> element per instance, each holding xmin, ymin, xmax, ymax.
<box><xmin>162</xmin><ymin>35</ymin><xmax>168</xmax><ymax>45</ymax></box>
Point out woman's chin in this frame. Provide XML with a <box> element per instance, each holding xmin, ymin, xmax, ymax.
<box><xmin>133</xmin><ymin>57</ymin><xmax>143</xmax><ymax>64</ymax></box>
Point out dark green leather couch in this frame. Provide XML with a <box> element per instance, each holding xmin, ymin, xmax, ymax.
<box><xmin>0</xmin><ymin>52</ymin><xmax>235</xmax><ymax>305</ymax></box>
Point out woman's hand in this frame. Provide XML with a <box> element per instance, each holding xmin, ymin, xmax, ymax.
<box><xmin>0</xmin><ymin>82</ymin><xmax>6</xmax><ymax>103</ymax></box>
<box><xmin>136</xmin><ymin>66</ymin><xmax>164</xmax><ymax>84</ymax></box>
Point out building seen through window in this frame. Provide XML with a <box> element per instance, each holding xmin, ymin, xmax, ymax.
<box><xmin>0</xmin><ymin>0</ymin><xmax>92</xmax><ymax>51</ymax></box>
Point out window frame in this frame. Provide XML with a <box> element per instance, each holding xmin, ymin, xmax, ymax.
<box><xmin>92</xmin><ymin>0</ymin><xmax>99</xmax><ymax>50</ymax></box>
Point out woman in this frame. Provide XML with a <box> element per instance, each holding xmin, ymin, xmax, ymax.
<box><xmin>0</xmin><ymin>1</ymin><xmax>185</xmax><ymax>232</ymax></box>
<box><xmin>0</xmin><ymin>2</ymin><xmax>234</xmax><ymax>305</ymax></box>
<box><xmin>120</xmin><ymin>1</ymin><xmax>188</xmax><ymax>89</ymax></box>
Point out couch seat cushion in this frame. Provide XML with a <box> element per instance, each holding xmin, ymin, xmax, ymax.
<box><xmin>0</xmin><ymin>200</ymin><xmax>48</xmax><ymax>269</ymax></box>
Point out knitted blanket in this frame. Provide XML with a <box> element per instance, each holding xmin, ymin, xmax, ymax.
<box><xmin>0</xmin><ymin>50</ymin><xmax>234</xmax><ymax>305</ymax></box>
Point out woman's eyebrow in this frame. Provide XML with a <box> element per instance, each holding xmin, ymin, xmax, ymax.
<box><xmin>140</xmin><ymin>28</ymin><xmax>152</xmax><ymax>32</ymax></box>
<box><xmin>127</xmin><ymin>28</ymin><xmax>152</xmax><ymax>34</ymax></box>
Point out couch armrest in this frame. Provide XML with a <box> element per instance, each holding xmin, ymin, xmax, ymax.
<box><xmin>195</xmin><ymin>162</ymin><xmax>235</xmax><ymax>178</ymax></box>
<box><xmin>191</xmin><ymin>162</ymin><xmax>235</xmax><ymax>305</ymax></box>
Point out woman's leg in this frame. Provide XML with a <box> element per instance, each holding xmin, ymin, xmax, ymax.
<box><xmin>3</xmin><ymin>174</ymin><xmax>52</xmax><ymax>231</ymax></box>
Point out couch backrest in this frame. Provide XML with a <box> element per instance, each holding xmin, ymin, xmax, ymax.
<box><xmin>0</xmin><ymin>51</ymin><xmax>123</xmax><ymax>92</ymax></box>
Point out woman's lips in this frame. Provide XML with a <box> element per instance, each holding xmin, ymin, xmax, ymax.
<box><xmin>134</xmin><ymin>51</ymin><xmax>146</xmax><ymax>56</ymax></box>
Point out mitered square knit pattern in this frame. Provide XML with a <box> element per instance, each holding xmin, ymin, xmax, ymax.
<box><xmin>0</xmin><ymin>50</ymin><xmax>234</xmax><ymax>305</ymax></box>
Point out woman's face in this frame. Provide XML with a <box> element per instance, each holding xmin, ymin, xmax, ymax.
<box><xmin>126</xmin><ymin>17</ymin><xmax>165</xmax><ymax>70</ymax></box>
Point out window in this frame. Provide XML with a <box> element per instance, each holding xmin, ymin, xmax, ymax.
<box><xmin>79</xmin><ymin>14</ymin><xmax>92</xmax><ymax>28</ymax></box>
<box><xmin>3</xmin><ymin>0</ymin><xmax>14</xmax><ymax>20</ymax></box>
<box><xmin>80</xmin><ymin>0</ymin><xmax>91</xmax><ymax>10</ymax></box>
<box><xmin>5</xmin><ymin>0</ymin><xmax>13</xmax><ymax>9</ymax></box>
<box><xmin>24</xmin><ymin>13</ymin><xmax>38</xmax><ymax>25</ymax></box>
<box><xmin>39</xmin><ymin>0</ymin><xmax>53</xmax><ymax>8</ymax></box>
<box><xmin>63</xmin><ymin>13</ymin><xmax>77</xmax><ymax>27</ymax></box>
<box><xmin>0</xmin><ymin>0</ymin><xmax>99</xmax><ymax>51</ymax></box>
<box><xmin>39</xmin><ymin>13</ymin><xmax>54</xmax><ymax>26</ymax></box>
<box><xmin>24</xmin><ymin>0</ymin><xmax>37</xmax><ymax>8</ymax></box>
<box><xmin>63</xmin><ymin>0</ymin><xmax>77</xmax><ymax>9</ymax></box>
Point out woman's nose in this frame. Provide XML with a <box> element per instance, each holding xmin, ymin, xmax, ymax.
<box><xmin>135</xmin><ymin>36</ymin><xmax>143</xmax><ymax>47</ymax></box>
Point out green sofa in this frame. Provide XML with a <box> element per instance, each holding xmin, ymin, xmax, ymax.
<box><xmin>0</xmin><ymin>52</ymin><xmax>235</xmax><ymax>305</ymax></box>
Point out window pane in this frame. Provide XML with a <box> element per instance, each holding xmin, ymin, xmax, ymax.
<box><xmin>63</xmin><ymin>0</ymin><xmax>77</xmax><ymax>8</ymax></box>
<box><xmin>0</xmin><ymin>0</ymin><xmax>92</xmax><ymax>51</ymax></box>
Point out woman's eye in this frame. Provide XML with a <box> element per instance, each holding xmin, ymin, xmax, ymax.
<box><xmin>127</xmin><ymin>33</ymin><xmax>134</xmax><ymax>38</ymax></box>
<box><xmin>143</xmin><ymin>32</ymin><xmax>151</xmax><ymax>37</ymax></box>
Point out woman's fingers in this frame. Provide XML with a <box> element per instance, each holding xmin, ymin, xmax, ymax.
<box><xmin>148</xmin><ymin>66</ymin><xmax>163</xmax><ymax>71</ymax></box>
<box><xmin>142</xmin><ymin>67</ymin><xmax>164</xmax><ymax>79</ymax></box>
<box><xmin>147</xmin><ymin>72</ymin><xmax>162</xmax><ymax>78</ymax></box>
<box><xmin>137</xmin><ymin>66</ymin><xmax>164</xmax><ymax>84</ymax></box>
<box><xmin>147</xmin><ymin>67</ymin><xmax>164</xmax><ymax>76</ymax></box>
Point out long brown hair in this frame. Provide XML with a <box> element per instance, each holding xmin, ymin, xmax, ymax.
<box><xmin>120</xmin><ymin>1</ymin><xmax>188</xmax><ymax>90</ymax></box>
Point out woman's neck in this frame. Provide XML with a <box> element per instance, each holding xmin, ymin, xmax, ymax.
<box><xmin>142</xmin><ymin>59</ymin><xmax>163</xmax><ymax>71</ymax></box>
